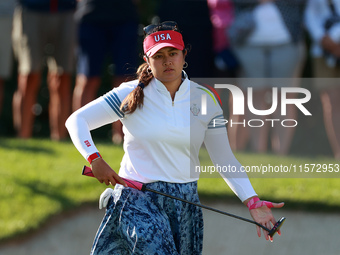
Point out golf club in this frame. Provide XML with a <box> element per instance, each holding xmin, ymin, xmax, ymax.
<box><xmin>82</xmin><ymin>165</ymin><xmax>285</xmax><ymax>237</ymax></box>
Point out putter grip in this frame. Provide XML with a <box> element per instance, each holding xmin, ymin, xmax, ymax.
<box><xmin>82</xmin><ymin>166</ymin><xmax>145</xmax><ymax>191</ymax></box>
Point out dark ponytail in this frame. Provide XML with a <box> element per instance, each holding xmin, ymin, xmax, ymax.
<box><xmin>120</xmin><ymin>62</ymin><xmax>153</xmax><ymax>114</ymax></box>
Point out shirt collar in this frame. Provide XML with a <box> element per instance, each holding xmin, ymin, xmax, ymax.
<box><xmin>153</xmin><ymin>71</ymin><xmax>189</xmax><ymax>97</ymax></box>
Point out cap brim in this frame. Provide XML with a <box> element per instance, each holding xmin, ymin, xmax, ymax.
<box><xmin>146</xmin><ymin>43</ymin><xmax>184</xmax><ymax>57</ymax></box>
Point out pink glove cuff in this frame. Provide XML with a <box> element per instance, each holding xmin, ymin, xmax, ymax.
<box><xmin>247</xmin><ymin>197</ymin><xmax>274</xmax><ymax>210</ymax></box>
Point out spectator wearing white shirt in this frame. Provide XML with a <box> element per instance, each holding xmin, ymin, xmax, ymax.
<box><xmin>305</xmin><ymin>0</ymin><xmax>340</xmax><ymax>159</ymax></box>
<box><xmin>229</xmin><ymin>0</ymin><xmax>307</xmax><ymax>155</ymax></box>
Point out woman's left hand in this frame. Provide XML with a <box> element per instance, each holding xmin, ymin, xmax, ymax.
<box><xmin>247</xmin><ymin>199</ymin><xmax>284</xmax><ymax>242</ymax></box>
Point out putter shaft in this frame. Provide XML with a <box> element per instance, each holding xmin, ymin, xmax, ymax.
<box><xmin>145</xmin><ymin>187</ymin><xmax>271</xmax><ymax>232</ymax></box>
<box><xmin>82</xmin><ymin>166</ymin><xmax>284</xmax><ymax>237</ymax></box>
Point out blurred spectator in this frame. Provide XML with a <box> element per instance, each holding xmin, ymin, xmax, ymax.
<box><xmin>156</xmin><ymin>0</ymin><xmax>214</xmax><ymax>78</ymax></box>
<box><xmin>12</xmin><ymin>0</ymin><xmax>76</xmax><ymax>140</ymax></box>
<box><xmin>230</xmin><ymin>0</ymin><xmax>307</xmax><ymax>155</ymax></box>
<box><xmin>73</xmin><ymin>0</ymin><xmax>140</xmax><ymax>144</ymax></box>
<box><xmin>0</xmin><ymin>1</ymin><xmax>15</xmax><ymax>116</ymax></box>
<box><xmin>305</xmin><ymin>0</ymin><xmax>340</xmax><ymax>159</ymax></box>
<box><xmin>207</xmin><ymin>0</ymin><xmax>248</xmax><ymax>151</ymax></box>
<box><xmin>208</xmin><ymin>0</ymin><xmax>239</xmax><ymax>77</ymax></box>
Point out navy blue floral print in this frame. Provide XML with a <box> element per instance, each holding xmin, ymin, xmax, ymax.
<box><xmin>91</xmin><ymin>181</ymin><xmax>204</xmax><ymax>255</ymax></box>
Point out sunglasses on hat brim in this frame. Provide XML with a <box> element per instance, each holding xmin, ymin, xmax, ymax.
<box><xmin>143</xmin><ymin>21</ymin><xmax>180</xmax><ymax>36</ymax></box>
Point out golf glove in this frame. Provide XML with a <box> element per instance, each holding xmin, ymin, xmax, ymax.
<box><xmin>99</xmin><ymin>188</ymin><xmax>114</xmax><ymax>209</ymax></box>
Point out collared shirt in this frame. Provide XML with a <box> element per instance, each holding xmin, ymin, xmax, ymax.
<box><xmin>66</xmin><ymin>74</ymin><xmax>256</xmax><ymax>201</ymax></box>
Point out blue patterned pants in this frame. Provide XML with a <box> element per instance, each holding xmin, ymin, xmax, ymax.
<box><xmin>91</xmin><ymin>181</ymin><xmax>204</xmax><ymax>255</ymax></box>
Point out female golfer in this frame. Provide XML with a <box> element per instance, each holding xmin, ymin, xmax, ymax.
<box><xmin>66</xmin><ymin>21</ymin><xmax>284</xmax><ymax>254</ymax></box>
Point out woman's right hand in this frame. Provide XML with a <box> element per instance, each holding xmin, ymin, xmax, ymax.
<box><xmin>91</xmin><ymin>159</ymin><xmax>127</xmax><ymax>187</ymax></box>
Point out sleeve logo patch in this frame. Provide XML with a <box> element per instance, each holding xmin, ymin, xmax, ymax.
<box><xmin>84</xmin><ymin>140</ymin><xmax>91</xmax><ymax>147</ymax></box>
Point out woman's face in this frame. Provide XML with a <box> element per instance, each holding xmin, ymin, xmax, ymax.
<box><xmin>147</xmin><ymin>47</ymin><xmax>186</xmax><ymax>86</ymax></box>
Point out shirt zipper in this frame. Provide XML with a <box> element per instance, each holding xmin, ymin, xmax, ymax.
<box><xmin>172</xmin><ymin>99</ymin><xmax>176</xmax><ymax>126</ymax></box>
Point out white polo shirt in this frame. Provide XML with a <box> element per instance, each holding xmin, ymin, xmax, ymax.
<box><xmin>66</xmin><ymin>74</ymin><xmax>256</xmax><ymax>201</ymax></box>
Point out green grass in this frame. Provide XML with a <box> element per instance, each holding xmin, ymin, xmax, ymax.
<box><xmin>197</xmin><ymin>150</ymin><xmax>340</xmax><ymax>211</ymax></box>
<box><xmin>0</xmin><ymin>138</ymin><xmax>124</xmax><ymax>242</ymax></box>
<box><xmin>1</xmin><ymin>137</ymin><xmax>340</xmax><ymax>242</ymax></box>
